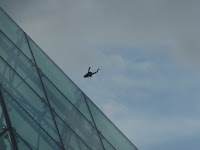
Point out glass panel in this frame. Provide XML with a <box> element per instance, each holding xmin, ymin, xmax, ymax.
<box><xmin>0</xmin><ymin>31</ymin><xmax>47</xmax><ymax>101</ymax></box>
<box><xmin>0</xmin><ymin>99</ymin><xmax>7</xmax><ymax>135</ymax></box>
<box><xmin>0</xmin><ymin>131</ymin><xmax>14</xmax><ymax>150</ymax></box>
<box><xmin>0</xmin><ymin>8</ymin><xmax>33</xmax><ymax>61</ymax></box>
<box><xmin>14</xmin><ymin>132</ymin><xmax>33</xmax><ymax>150</ymax></box>
<box><xmin>41</xmin><ymin>74</ymin><xmax>103</xmax><ymax>150</ymax></box>
<box><xmin>55</xmin><ymin>113</ymin><xmax>90</xmax><ymax>150</ymax></box>
<box><xmin>86</xmin><ymin>95</ymin><xmax>138</xmax><ymax>150</ymax></box>
<box><xmin>41</xmin><ymin>73</ymin><xmax>94</xmax><ymax>126</ymax></box>
<box><xmin>99</xmin><ymin>133</ymin><xmax>115</xmax><ymax>150</ymax></box>
<box><xmin>2</xmin><ymin>89</ymin><xmax>63</xmax><ymax>150</ymax></box>
<box><xmin>15</xmin><ymin>136</ymin><xmax>33</xmax><ymax>150</ymax></box>
<box><xmin>0</xmin><ymin>58</ymin><xmax>61</xmax><ymax>144</ymax></box>
<box><xmin>27</xmin><ymin>37</ymin><xmax>94</xmax><ymax>125</ymax></box>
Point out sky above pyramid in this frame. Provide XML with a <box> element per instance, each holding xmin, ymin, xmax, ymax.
<box><xmin>1</xmin><ymin>1</ymin><xmax>200</xmax><ymax>150</ymax></box>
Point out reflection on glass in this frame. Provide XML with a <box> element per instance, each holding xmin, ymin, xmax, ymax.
<box><xmin>86</xmin><ymin>95</ymin><xmax>138</xmax><ymax>150</ymax></box>
<box><xmin>0</xmin><ymin>57</ymin><xmax>61</xmax><ymax>144</ymax></box>
<box><xmin>0</xmin><ymin>99</ymin><xmax>7</xmax><ymax>135</ymax></box>
<box><xmin>41</xmin><ymin>73</ymin><xmax>95</xmax><ymax>126</ymax></box>
<box><xmin>0</xmin><ymin>131</ymin><xmax>14</xmax><ymax>150</ymax></box>
<box><xmin>0</xmin><ymin>31</ymin><xmax>46</xmax><ymax>102</ymax></box>
<box><xmin>99</xmin><ymin>133</ymin><xmax>115</xmax><ymax>150</ymax></box>
<box><xmin>55</xmin><ymin>113</ymin><xmax>90</xmax><ymax>150</ymax></box>
<box><xmin>14</xmin><ymin>132</ymin><xmax>33</xmax><ymax>150</ymax></box>
<box><xmin>0</xmin><ymin>8</ymin><xmax>33</xmax><ymax>61</ymax></box>
<box><xmin>2</xmin><ymin>89</ymin><xmax>63</xmax><ymax>150</ymax></box>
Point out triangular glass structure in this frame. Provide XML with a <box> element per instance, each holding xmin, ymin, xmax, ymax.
<box><xmin>0</xmin><ymin>7</ymin><xmax>138</xmax><ymax>150</ymax></box>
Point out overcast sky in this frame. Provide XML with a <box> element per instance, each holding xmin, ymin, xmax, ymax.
<box><xmin>1</xmin><ymin>0</ymin><xmax>200</xmax><ymax>150</ymax></box>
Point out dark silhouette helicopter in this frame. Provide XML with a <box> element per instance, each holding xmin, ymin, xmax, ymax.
<box><xmin>84</xmin><ymin>67</ymin><xmax>100</xmax><ymax>78</ymax></box>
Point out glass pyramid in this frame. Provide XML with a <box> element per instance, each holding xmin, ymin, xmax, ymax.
<box><xmin>0</xmin><ymin>7</ymin><xmax>138</xmax><ymax>150</ymax></box>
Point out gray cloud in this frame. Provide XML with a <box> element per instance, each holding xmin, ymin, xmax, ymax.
<box><xmin>1</xmin><ymin>1</ymin><xmax>200</xmax><ymax>150</ymax></box>
<box><xmin>1</xmin><ymin>0</ymin><xmax>198</xmax><ymax>67</ymax></box>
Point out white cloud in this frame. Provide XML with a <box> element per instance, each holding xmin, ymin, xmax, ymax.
<box><xmin>112</xmin><ymin>75</ymin><xmax>153</xmax><ymax>88</ymax></box>
<box><xmin>101</xmin><ymin>99</ymin><xmax>129</xmax><ymax>118</ymax></box>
